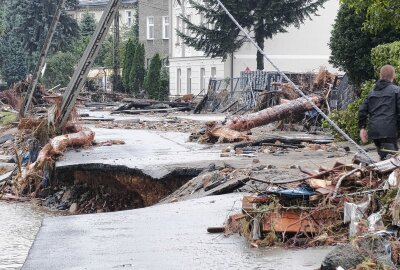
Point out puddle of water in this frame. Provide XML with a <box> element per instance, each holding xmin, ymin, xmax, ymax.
<box><xmin>0</xmin><ymin>202</ymin><xmax>52</xmax><ymax>270</ymax></box>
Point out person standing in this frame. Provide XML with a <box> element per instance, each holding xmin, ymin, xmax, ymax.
<box><xmin>359</xmin><ymin>65</ymin><xmax>400</xmax><ymax>160</ymax></box>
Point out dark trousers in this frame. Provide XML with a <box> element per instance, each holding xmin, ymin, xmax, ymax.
<box><xmin>373</xmin><ymin>138</ymin><xmax>399</xmax><ymax>160</ymax></box>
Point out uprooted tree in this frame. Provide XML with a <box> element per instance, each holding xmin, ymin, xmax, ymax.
<box><xmin>198</xmin><ymin>95</ymin><xmax>324</xmax><ymax>143</ymax></box>
<box><xmin>178</xmin><ymin>0</ymin><xmax>328</xmax><ymax>70</ymax></box>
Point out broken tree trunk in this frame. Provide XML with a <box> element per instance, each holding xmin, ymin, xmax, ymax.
<box><xmin>17</xmin><ymin>129</ymin><xmax>95</xmax><ymax>196</ymax></box>
<box><xmin>225</xmin><ymin>95</ymin><xmax>323</xmax><ymax>132</ymax></box>
<box><xmin>198</xmin><ymin>95</ymin><xmax>323</xmax><ymax>143</ymax></box>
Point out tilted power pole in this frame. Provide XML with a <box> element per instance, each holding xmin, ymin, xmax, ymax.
<box><xmin>19</xmin><ymin>0</ymin><xmax>67</xmax><ymax>117</ymax></box>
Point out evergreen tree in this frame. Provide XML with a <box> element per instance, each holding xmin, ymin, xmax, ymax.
<box><xmin>144</xmin><ymin>54</ymin><xmax>162</xmax><ymax>99</ymax></box>
<box><xmin>42</xmin><ymin>51</ymin><xmax>76</xmax><ymax>88</ymax></box>
<box><xmin>80</xmin><ymin>12</ymin><xmax>96</xmax><ymax>38</ymax></box>
<box><xmin>130</xmin><ymin>43</ymin><xmax>145</xmax><ymax>94</ymax></box>
<box><xmin>329</xmin><ymin>5</ymin><xmax>400</xmax><ymax>85</ymax></box>
<box><xmin>122</xmin><ymin>39</ymin><xmax>136</xmax><ymax>92</ymax></box>
<box><xmin>9</xmin><ymin>0</ymin><xmax>79</xmax><ymax>55</ymax></box>
<box><xmin>179</xmin><ymin>0</ymin><xmax>327</xmax><ymax>70</ymax></box>
<box><xmin>0</xmin><ymin>1</ymin><xmax>28</xmax><ymax>85</ymax></box>
<box><xmin>0</xmin><ymin>0</ymin><xmax>79</xmax><ymax>84</ymax></box>
<box><xmin>159</xmin><ymin>66</ymin><xmax>170</xmax><ymax>101</ymax></box>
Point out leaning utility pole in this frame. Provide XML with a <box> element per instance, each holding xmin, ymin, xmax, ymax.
<box><xmin>112</xmin><ymin>9</ymin><xmax>120</xmax><ymax>92</ymax></box>
<box><xmin>19</xmin><ymin>0</ymin><xmax>66</xmax><ymax>117</ymax></box>
<box><xmin>58</xmin><ymin>0</ymin><xmax>122</xmax><ymax>128</ymax></box>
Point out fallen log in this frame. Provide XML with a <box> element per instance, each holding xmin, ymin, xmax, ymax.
<box><xmin>225</xmin><ymin>95</ymin><xmax>323</xmax><ymax>132</ymax></box>
<box><xmin>196</xmin><ymin>95</ymin><xmax>324</xmax><ymax>143</ymax></box>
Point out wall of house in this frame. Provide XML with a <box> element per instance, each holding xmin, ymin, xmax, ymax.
<box><xmin>169</xmin><ymin>57</ymin><xmax>224</xmax><ymax>97</ymax></box>
<box><xmin>138</xmin><ymin>0</ymin><xmax>169</xmax><ymax>66</ymax></box>
<box><xmin>169</xmin><ymin>0</ymin><xmax>340</xmax><ymax>97</ymax></box>
<box><xmin>226</xmin><ymin>0</ymin><xmax>340</xmax><ymax>74</ymax></box>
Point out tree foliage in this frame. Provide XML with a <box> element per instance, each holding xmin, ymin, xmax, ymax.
<box><xmin>144</xmin><ymin>54</ymin><xmax>162</xmax><ymax>99</ymax></box>
<box><xmin>159</xmin><ymin>67</ymin><xmax>170</xmax><ymax>101</ymax></box>
<box><xmin>323</xmin><ymin>80</ymin><xmax>375</xmax><ymax>143</ymax></box>
<box><xmin>42</xmin><ymin>51</ymin><xmax>76</xmax><ymax>88</ymax></box>
<box><xmin>8</xmin><ymin>0</ymin><xmax>79</xmax><ymax>55</ymax></box>
<box><xmin>329</xmin><ymin>4</ymin><xmax>400</xmax><ymax>85</ymax></box>
<box><xmin>0</xmin><ymin>0</ymin><xmax>79</xmax><ymax>85</ymax></box>
<box><xmin>178</xmin><ymin>0</ymin><xmax>327</xmax><ymax>70</ymax></box>
<box><xmin>130</xmin><ymin>43</ymin><xmax>145</xmax><ymax>94</ymax></box>
<box><xmin>80</xmin><ymin>12</ymin><xmax>96</xmax><ymax>38</ymax></box>
<box><xmin>341</xmin><ymin>0</ymin><xmax>400</xmax><ymax>33</ymax></box>
<box><xmin>122</xmin><ymin>39</ymin><xmax>137</xmax><ymax>91</ymax></box>
<box><xmin>371</xmin><ymin>41</ymin><xmax>400</xmax><ymax>76</ymax></box>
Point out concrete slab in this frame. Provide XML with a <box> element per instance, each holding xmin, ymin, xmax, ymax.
<box><xmin>23</xmin><ymin>194</ymin><xmax>332</xmax><ymax>270</ymax></box>
<box><xmin>56</xmin><ymin>128</ymin><xmax>229</xmax><ymax>179</ymax></box>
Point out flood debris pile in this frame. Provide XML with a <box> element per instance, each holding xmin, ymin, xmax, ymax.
<box><xmin>191</xmin><ymin>69</ymin><xmax>338</xmax><ymax>144</ymax></box>
<box><xmin>112</xmin><ymin>98</ymin><xmax>194</xmax><ymax>115</ymax></box>
<box><xmin>221</xmin><ymin>157</ymin><xmax>400</xmax><ymax>269</ymax></box>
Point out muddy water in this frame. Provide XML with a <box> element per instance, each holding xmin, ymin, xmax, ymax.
<box><xmin>0</xmin><ymin>202</ymin><xmax>51</xmax><ymax>270</ymax></box>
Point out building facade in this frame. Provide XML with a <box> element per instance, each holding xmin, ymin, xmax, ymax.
<box><xmin>168</xmin><ymin>0</ymin><xmax>340</xmax><ymax>97</ymax></box>
<box><xmin>138</xmin><ymin>0</ymin><xmax>169</xmax><ymax>66</ymax></box>
<box><xmin>68</xmin><ymin>0</ymin><xmax>137</xmax><ymax>33</ymax></box>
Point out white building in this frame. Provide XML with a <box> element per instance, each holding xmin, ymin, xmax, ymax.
<box><xmin>168</xmin><ymin>0</ymin><xmax>340</xmax><ymax>97</ymax></box>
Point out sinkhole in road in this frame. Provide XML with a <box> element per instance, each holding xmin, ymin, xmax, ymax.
<box><xmin>47</xmin><ymin>164</ymin><xmax>203</xmax><ymax>214</ymax></box>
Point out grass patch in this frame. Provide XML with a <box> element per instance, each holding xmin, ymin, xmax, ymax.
<box><xmin>0</xmin><ymin>112</ymin><xmax>17</xmax><ymax>126</ymax></box>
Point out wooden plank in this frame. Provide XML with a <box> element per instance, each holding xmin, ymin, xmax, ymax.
<box><xmin>262</xmin><ymin>208</ymin><xmax>339</xmax><ymax>233</ymax></box>
<box><xmin>368</xmin><ymin>157</ymin><xmax>400</xmax><ymax>173</ymax></box>
<box><xmin>205</xmin><ymin>176</ymin><xmax>250</xmax><ymax>196</ymax></box>
<box><xmin>242</xmin><ymin>195</ymin><xmax>256</xmax><ymax>213</ymax></box>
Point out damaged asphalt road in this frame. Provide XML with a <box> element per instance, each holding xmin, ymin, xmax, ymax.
<box><xmin>23</xmin><ymin>194</ymin><xmax>334</xmax><ymax>270</ymax></box>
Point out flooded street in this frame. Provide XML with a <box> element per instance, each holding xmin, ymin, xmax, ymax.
<box><xmin>0</xmin><ymin>202</ymin><xmax>51</xmax><ymax>270</ymax></box>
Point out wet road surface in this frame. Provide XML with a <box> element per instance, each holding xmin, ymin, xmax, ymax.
<box><xmin>0</xmin><ymin>202</ymin><xmax>51</xmax><ymax>270</ymax></box>
<box><xmin>24</xmin><ymin>194</ymin><xmax>331</xmax><ymax>269</ymax></box>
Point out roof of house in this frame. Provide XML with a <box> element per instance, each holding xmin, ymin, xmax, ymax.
<box><xmin>78</xmin><ymin>0</ymin><xmax>137</xmax><ymax>7</ymax></box>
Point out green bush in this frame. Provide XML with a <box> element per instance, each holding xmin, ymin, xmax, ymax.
<box><xmin>323</xmin><ymin>80</ymin><xmax>375</xmax><ymax>143</ymax></box>
<box><xmin>371</xmin><ymin>41</ymin><xmax>400</xmax><ymax>76</ymax></box>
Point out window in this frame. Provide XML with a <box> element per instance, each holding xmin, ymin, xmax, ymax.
<box><xmin>147</xmin><ymin>16</ymin><xmax>154</xmax><ymax>40</ymax></box>
<box><xmin>162</xmin><ymin>16</ymin><xmax>169</xmax><ymax>39</ymax></box>
<box><xmin>200</xmin><ymin>68</ymin><xmax>205</xmax><ymax>92</ymax></box>
<box><xmin>211</xmin><ymin>67</ymin><xmax>216</xmax><ymax>79</ymax></box>
<box><xmin>177</xmin><ymin>68</ymin><xmax>181</xmax><ymax>95</ymax></box>
<box><xmin>187</xmin><ymin>68</ymin><xmax>191</xmax><ymax>94</ymax></box>
<box><xmin>126</xmin><ymin>11</ymin><xmax>132</xmax><ymax>27</ymax></box>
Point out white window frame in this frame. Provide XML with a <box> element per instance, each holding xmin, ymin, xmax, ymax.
<box><xmin>162</xmin><ymin>16</ymin><xmax>169</xmax><ymax>39</ymax></box>
<box><xmin>187</xmin><ymin>68</ymin><xmax>191</xmax><ymax>94</ymax></box>
<box><xmin>147</xmin><ymin>16</ymin><xmax>155</xmax><ymax>40</ymax></box>
<box><xmin>126</xmin><ymin>10</ymin><xmax>132</xmax><ymax>27</ymax></box>
<box><xmin>177</xmin><ymin>68</ymin><xmax>181</xmax><ymax>95</ymax></box>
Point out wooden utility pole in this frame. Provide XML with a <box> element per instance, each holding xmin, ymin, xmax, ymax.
<box><xmin>20</xmin><ymin>0</ymin><xmax>66</xmax><ymax>117</ymax></box>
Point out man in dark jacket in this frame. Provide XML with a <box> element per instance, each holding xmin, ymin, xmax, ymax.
<box><xmin>359</xmin><ymin>65</ymin><xmax>400</xmax><ymax>160</ymax></box>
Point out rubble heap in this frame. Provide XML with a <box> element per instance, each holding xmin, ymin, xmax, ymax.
<box><xmin>222</xmin><ymin>156</ymin><xmax>400</xmax><ymax>269</ymax></box>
